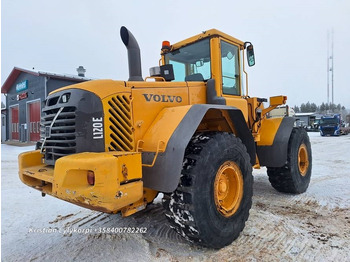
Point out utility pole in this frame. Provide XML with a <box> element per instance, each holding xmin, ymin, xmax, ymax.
<box><xmin>327</xmin><ymin>31</ymin><xmax>329</xmax><ymax>105</ymax></box>
<box><xmin>331</xmin><ymin>29</ymin><xmax>334</xmax><ymax>106</ymax></box>
<box><xmin>327</xmin><ymin>29</ymin><xmax>335</xmax><ymax>109</ymax></box>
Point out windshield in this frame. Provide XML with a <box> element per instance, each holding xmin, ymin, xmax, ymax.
<box><xmin>164</xmin><ymin>39</ymin><xmax>211</xmax><ymax>82</ymax></box>
<box><xmin>320</xmin><ymin>118</ymin><xmax>339</xmax><ymax>125</ymax></box>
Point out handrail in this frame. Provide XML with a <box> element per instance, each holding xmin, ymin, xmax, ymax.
<box><xmin>144</xmin><ymin>76</ymin><xmax>166</xmax><ymax>82</ymax></box>
<box><xmin>142</xmin><ymin>140</ymin><xmax>165</xmax><ymax>167</ymax></box>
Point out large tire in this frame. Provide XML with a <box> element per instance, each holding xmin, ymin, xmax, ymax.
<box><xmin>267</xmin><ymin>127</ymin><xmax>312</xmax><ymax>194</ymax></box>
<box><xmin>163</xmin><ymin>132</ymin><xmax>253</xmax><ymax>249</ymax></box>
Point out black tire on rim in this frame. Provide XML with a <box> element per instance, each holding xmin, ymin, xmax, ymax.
<box><xmin>163</xmin><ymin>132</ymin><xmax>253</xmax><ymax>249</ymax></box>
<box><xmin>267</xmin><ymin>127</ymin><xmax>312</xmax><ymax>194</ymax></box>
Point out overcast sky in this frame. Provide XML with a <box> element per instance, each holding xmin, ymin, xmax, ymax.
<box><xmin>1</xmin><ymin>0</ymin><xmax>349</xmax><ymax>108</ymax></box>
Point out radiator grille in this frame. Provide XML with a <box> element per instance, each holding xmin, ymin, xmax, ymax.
<box><xmin>106</xmin><ymin>94</ymin><xmax>134</xmax><ymax>151</ymax></box>
<box><xmin>322</xmin><ymin>127</ymin><xmax>335</xmax><ymax>135</ymax></box>
<box><xmin>41</xmin><ymin>106</ymin><xmax>76</xmax><ymax>164</ymax></box>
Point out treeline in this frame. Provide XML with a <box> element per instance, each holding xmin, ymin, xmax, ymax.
<box><xmin>293</xmin><ymin>102</ymin><xmax>346</xmax><ymax>114</ymax></box>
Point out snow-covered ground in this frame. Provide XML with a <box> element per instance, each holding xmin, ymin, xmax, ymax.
<box><xmin>1</xmin><ymin>132</ymin><xmax>350</xmax><ymax>261</ymax></box>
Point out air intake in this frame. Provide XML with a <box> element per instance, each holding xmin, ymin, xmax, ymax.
<box><xmin>106</xmin><ymin>93</ymin><xmax>134</xmax><ymax>151</ymax></box>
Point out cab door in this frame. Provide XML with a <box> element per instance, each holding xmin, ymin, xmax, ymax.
<box><xmin>219</xmin><ymin>39</ymin><xmax>248</xmax><ymax>120</ymax></box>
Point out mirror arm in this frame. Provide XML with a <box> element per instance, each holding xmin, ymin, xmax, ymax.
<box><xmin>244</xmin><ymin>42</ymin><xmax>252</xmax><ymax>49</ymax></box>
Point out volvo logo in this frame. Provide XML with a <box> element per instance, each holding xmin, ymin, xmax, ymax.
<box><xmin>142</xmin><ymin>94</ymin><xmax>182</xmax><ymax>103</ymax></box>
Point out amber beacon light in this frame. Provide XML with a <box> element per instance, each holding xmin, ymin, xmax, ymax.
<box><xmin>161</xmin><ymin>41</ymin><xmax>171</xmax><ymax>52</ymax></box>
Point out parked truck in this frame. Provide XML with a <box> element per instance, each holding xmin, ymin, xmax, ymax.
<box><xmin>319</xmin><ymin>114</ymin><xmax>349</xmax><ymax>136</ymax></box>
<box><xmin>18</xmin><ymin>27</ymin><xmax>312</xmax><ymax>248</ymax></box>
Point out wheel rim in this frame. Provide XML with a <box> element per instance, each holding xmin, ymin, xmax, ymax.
<box><xmin>298</xmin><ymin>143</ymin><xmax>309</xmax><ymax>176</ymax></box>
<box><xmin>214</xmin><ymin>161</ymin><xmax>244</xmax><ymax>217</ymax></box>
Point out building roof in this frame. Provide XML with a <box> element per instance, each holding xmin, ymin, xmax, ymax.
<box><xmin>1</xmin><ymin>67</ymin><xmax>92</xmax><ymax>94</ymax></box>
<box><xmin>295</xmin><ymin>112</ymin><xmax>317</xmax><ymax>117</ymax></box>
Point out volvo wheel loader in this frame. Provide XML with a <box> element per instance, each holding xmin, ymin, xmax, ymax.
<box><xmin>19</xmin><ymin>26</ymin><xmax>312</xmax><ymax>249</ymax></box>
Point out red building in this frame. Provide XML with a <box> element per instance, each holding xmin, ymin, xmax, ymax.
<box><xmin>1</xmin><ymin>67</ymin><xmax>90</xmax><ymax>142</ymax></box>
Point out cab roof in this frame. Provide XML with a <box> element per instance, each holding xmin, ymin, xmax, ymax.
<box><xmin>169</xmin><ymin>29</ymin><xmax>245</xmax><ymax>52</ymax></box>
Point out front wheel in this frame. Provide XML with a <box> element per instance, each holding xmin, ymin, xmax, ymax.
<box><xmin>163</xmin><ymin>132</ymin><xmax>253</xmax><ymax>249</ymax></box>
<box><xmin>267</xmin><ymin>127</ymin><xmax>312</xmax><ymax>194</ymax></box>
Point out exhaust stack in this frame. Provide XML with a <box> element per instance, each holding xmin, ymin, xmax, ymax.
<box><xmin>120</xmin><ymin>26</ymin><xmax>143</xmax><ymax>81</ymax></box>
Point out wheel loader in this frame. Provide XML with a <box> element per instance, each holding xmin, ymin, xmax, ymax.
<box><xmin>18</xmin><ymin>26</ymin><xmax>312</xmax><ymax>249</ymax></box>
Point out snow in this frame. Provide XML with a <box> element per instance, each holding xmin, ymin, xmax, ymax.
<box><xmin>1</xmin><ymin>132</ymin><xmax>350</xmax><ymax>261</ymax></box>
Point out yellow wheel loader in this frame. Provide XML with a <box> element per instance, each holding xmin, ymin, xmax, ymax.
<box><xmin>19</xmin><ymin>26</ymin><xmax>312</xmax><ymax>249</ymax></box>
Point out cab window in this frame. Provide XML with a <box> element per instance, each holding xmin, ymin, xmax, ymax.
<box><xmin>164</xmin><ymin>39</ymin><xmax>211</xmax><ymax>81</ymax></box>
<box><xmin>221</xmin><ymin>41</ymin><xmax>240</xmax><ymax>95</ymax></box>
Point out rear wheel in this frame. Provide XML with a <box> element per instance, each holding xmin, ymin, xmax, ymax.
<box><xmin>163</xmin><ymin>132</ymin><xmax>253</xmax><ymax>249</ymax></box>
<box><xmin>267</xmin><ymin>127</ymin><xmax>312</xmax><ymax>194</ymax></box>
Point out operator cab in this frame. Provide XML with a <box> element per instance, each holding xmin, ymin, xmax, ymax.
<box><xmin>149</xmin><ymin>29</ymin><xmax>255</xmax><ymax>98</ymax></box>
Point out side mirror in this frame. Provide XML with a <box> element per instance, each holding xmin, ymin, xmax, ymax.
<box><xmin>244</xmin><ymin>42</ymin><xmax>255</xmax><ymax>67</ymax></box>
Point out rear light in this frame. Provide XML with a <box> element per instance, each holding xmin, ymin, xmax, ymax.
<box><xmin>87</xmin><ymin>170</ymin><xmax>95</xmax><ymax>185</ymax></box>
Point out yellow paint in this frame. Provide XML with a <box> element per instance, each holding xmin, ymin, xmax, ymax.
<box><xmin>245</xmin><ymin>96</ymin><xmax>288</xmax><ymax>143</ymax></box>
<box><xmin>210</xmin><ymin>37</ymin><xmax>222</xmax><ymax>97</ymax></box>
<box><xmin>143</xmin><ymin>188</ymin><xmax>158</xmax><ymax>203</ymax></box>
<box><xmin>18</xmin><ymin>150</ymin><xmax>43</xmax><ymax>168</ymax></box>
<box><xmin>19</xmin><ymin>151</ymin><xmax>148</xmax><ymax>213</ymax></box>
<box><xmin>120</xmin><ymin>188</ymin><xmax>158</xmax><ymax>217</ymax></box>
<box><xmin>187</xmin><ymin>82</ymin><xmax>206</xmax><ymax>104</ymax></box>
<box><xmin>256</xmin><ymin>117</ymin><xmax>284</xmax><ymax>146</ymax></box>
<box><xmin>18</xmin><ymin>150</ymin><xmax>53</xmax><ymax>193</ymax></box>
<box><xmin>270</xmin><ymin>95</ymin><xmax>287</xmax><ymax>106</ymax></box>
<box><xmin>166</xmin><ymin>29</ymin><xmax>244</xmax><ymax>52</ymax></box>
<box><xmin>298</xmin><ymin>143</ymin><xmax>309</xmax><ymax>176</ymax></box>
<box><xmin>130</xmin><ymin>84</ymin><xmax>189</xmax><ymax>145</ymax></box>
<box><xmin>19</xmin><ymin>28</ymin><xmax>291</xmax><ymax>216</ymax></box>
<box><xmin>214</xmin><ymin>161</ymin><xmax>243</xmax><ymax>217</ymax></box>
<box><xmin>50</xmin><ymin>80</ymin><xmax>127</xmax><ymax>100</ymax></box>
<box><xmin>121</xmin><ymin>198</ymin><xmax>147</xmax><ymax>217</ymax></box>
<box><xmin>260</xmin><ymin>96</ymin><xmax>288</xmax><ymax>117</ymax></box>
<box><xmin>225</xmin><ymin>97</ymin><xmax>249</xmax><ymax>121</ymax></box>
<box><xmin>141</xmin><ymin>106</ymin><xmax>191</xmax><ymax>152</ymax></box>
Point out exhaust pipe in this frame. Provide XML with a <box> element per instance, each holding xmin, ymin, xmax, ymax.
<box><xmin>120</xmin><ymin>26</ymin><xmax>143</xmax><ymax>81</ymax></box>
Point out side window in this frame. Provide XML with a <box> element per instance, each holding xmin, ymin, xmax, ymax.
<box><xmin>221</xmin><ymin>41</ymin><xmax>240</xmax><ymax>96</ymax></box>
<box><xmin>169</xmin><ymin>60</ymin><xmax>186</xmax><ymax>81</ymax></box>
<box><xmin>165</xmin><ymin>38</ymin><xmax>211</xmax><ymax>81</ymax></box>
